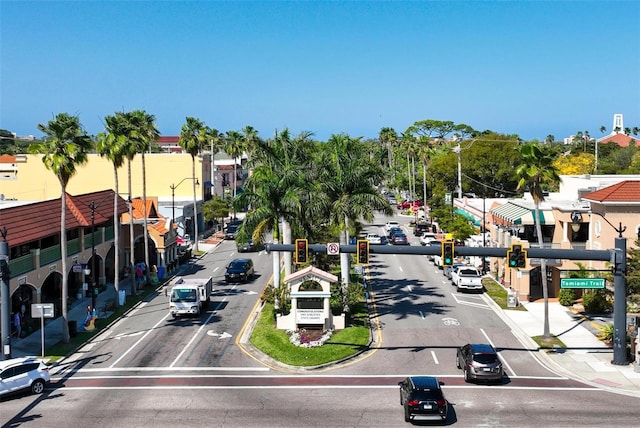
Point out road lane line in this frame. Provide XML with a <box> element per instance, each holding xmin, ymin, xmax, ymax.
<box><xmin>481</xmin><ymin>328</ymin><xmax>517</xmax><ymax>377</ymax></box>
<box><xmin>109</xmin><ymin>313</ymin><xmax>171</xmax><ymax>368</ymax></box>
<box><xmin>431</xmin><ymin>350</ymin><xmax>439</xmax><ymax>364</ymax></box>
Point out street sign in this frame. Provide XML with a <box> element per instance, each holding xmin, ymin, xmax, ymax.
<box><xmin>327</xmin><ymin>242</ymin><xmax>340</xmax><ymax>255</ymax></box>
<box><xmin>31</xmin><ymin>303</ymin><xmax>54</xmax><ymax>318</ymax></box>
<box><xmin>529</xmin><ymin>258</ymin><xmax>563</xmax><ymax>267</ymax></box>
<box><xmin>560</xmin><ymin>278</ymin><xmax>605</xmax><ymax>289</ymax></box>
<box><xmin>354</xmin><ymin>265</ymin><xmax>363</xmax><ymax>275</ymax></box>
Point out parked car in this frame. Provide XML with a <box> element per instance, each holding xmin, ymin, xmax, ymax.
<box><xmin>0</xmin><ymin>356</ymin><xmax>50</xmax><ymax>397</ymax></box>
<box><xmin>237</xmin><ymin>239</ymin><xmax>263</xmax><ymax>253</ymax></box>
<box><xmin>365</xmin><ymin>233</ymin><xmax>383</xmax><ymax>245</ymax></box>
<box><xmin>398</xmin><ymin>376</ymin><xmax>448</xmax><ymax>423</ymax></box>
<box><xmin>385</xmin><ymin>221</ymin><xmax>399</xmax><ymax>232</ymax></box>
<box><xmin>225</xmin><ymin>258</ymin><xmax>255</xmax><ymax>283</ymax></box>
<box><xmin>391</xmin><ymin>232</ymin><xmax>409</xmax><ymax>245</ymax></box>
<box><xmin>456</xmin><ymin>343</ymin><xmax>504</xmax><ymax>384</ymax></box>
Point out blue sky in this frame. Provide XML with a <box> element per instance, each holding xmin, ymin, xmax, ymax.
<box><xmin>1</xmin><ymin>1</ymin><xmax>639</xmax><ymax>142</ymax></box>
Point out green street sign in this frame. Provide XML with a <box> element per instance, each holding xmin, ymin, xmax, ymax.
<box><xmin>560</xmin><ymin>278</ymin><xmax>605</xmax><ymax>289</ymax></box>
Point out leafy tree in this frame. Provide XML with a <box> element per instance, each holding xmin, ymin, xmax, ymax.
<box><xmin>96</xmin><ymin>112</ymin><xmax>130</xmax><ymax>304</ymax></box>
<box><xmin>206</xmin><ymin>127</ymin><xmax>226</xmax><ymax>197</ymax></box>
<box><xmin>225</xmin><ymin>130</ymin><xmax>247</xmax><ymax>218</ymax></box>
<box><xmin>28</xmin><ymin>113</ymin><xmax>92</xmax><ymax>343</ymax></box>
<box><xmin>553</xmin><ymin>152</ymin><xmax>595</xmax><ymax>175</ymax></box>
<box><xmin>179</xmin><ymin>116</ymin><xmax>208</xmax><ymax>253</ymax></box>
<box><xmin>201</xmin><ymin>196</ymin><xmax>230</xmax><ymax>226</ymax></box>
<box><xmin>627</xmin><ymin>237</ymin><xmax>640</xmax><ymax>295</ymax></box>
<box><xmin>515</xmin><ymin>142</ymin><xmax>561</xmax><ymax>340</ymax></box>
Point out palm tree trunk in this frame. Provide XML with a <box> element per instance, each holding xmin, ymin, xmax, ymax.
<box><xmin>60</xmin><ymin>188</ymin><xmax>70</xmax><ymax>343</ymax></box>
<box><xmin>113</xmin><ymin>166</ymin><xmax>120</xmax><ymax>305</ymax></box>
<box><xmin>128</xmin><ymin>159</ymin><xmax>135</xmax><ymax>293</ymax></box>
<box><xmin>535</xmin><ymin>204</ymin><xmax>551</xmax><ymax>338</ymax></box>
<box><xmin>142</xmin><ymin>152</ymin><xmax>150</xmax><ymax>283</ymax></box>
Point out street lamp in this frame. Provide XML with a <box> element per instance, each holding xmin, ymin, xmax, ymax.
<box><xmin>170</xmin><ymin>177</ymin><xmax>199</xmax><ymax>237</ymax></box>
<box><xmin>452</xmin><ymin>140</ymin><xmax>462</xmax><ymax>199</ymax></box>
<box><xmin>89</xmin><ymin>201</ymin><xmax>97</xmax><ymax>311</ymax></box>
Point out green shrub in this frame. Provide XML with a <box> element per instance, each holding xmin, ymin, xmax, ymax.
<box><xmin>558</xmin><ymin>288</ymin><xmax>575</xmax><ymax>306</ymax></box>
<box><xmin>582</xmin><ymin>290</ymin><xmax>612</xmax><ymax>314</ymax></box>
<box><xmin>597</xmin><ymin>323</ymin><xmax>614</xmax><ymax>343</ymax></box>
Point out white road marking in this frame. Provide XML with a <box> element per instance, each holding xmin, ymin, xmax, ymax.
<box><xmin>481</xmin><ymin>328</ymin><xmax>517</xmax><ymax>377</ymax></box>
<box><xmin>431</xmin><ymin>350</ymin><xmax>439</xmax><ymax>364</ymax></box>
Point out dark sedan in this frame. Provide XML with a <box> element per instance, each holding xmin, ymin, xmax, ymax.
<box><xmin>237</xmin><ymin>239</ymin><xmax>263</xmax><ymax>253</ymax></box>
<box><xmin>390</xmin><ymin>232</ymin><xmax>409</xmax><ymax>245</ymax></box>
<box><xmin>398</xmin><ymin>376</ymin><xmax>448</xmax><ymax>423</ymax></box>
<box><xmin>225</xmin><ymin>258</ymin><xmax>255</xmax><ymax>283</ymax></box>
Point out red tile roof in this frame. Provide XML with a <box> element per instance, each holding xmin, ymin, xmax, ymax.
<box><xmin>0</xmin><ymin>154</ymin><xmax>17</xmax><ymax>163</ymax></box>
<box><xmin>0</xmin><ymin>190</ymin><xmax>129</xmax><ymax>248</ymax></box>
<box><xmin>580</xmin><ymin>180</ymin><xmax>640</xmax><ymax>203</ymax></box>
<box><xmin>597</xmin><ymin>133</ymin><xmax>640</xmax><ymax>148</ymax></box>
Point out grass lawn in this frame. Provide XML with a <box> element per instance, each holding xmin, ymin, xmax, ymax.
<box><xmin>250</xmin><ymin>302</ymin><xmax>371</xmax><ymax>367</ymax></box>
<box><xmin>482</xmin><ymin>277</ymin><xmax>527</xmax><ymax>311</ymax></box>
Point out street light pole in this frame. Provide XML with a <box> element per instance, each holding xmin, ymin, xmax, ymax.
<box><xmin>170</xmin><ymin>177</ymin><xmax>199</xmax><ymax>240</ymax></box>
<box><xmin>455</xmin><ymin>141</ymin><xmax>462</xmax><ymax>199</ymax></box>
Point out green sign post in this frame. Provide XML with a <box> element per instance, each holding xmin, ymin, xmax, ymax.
<box><xmin>560</xmin><ymin>278</ymin><xmax>605</xmax><ymax>289</ymax></box>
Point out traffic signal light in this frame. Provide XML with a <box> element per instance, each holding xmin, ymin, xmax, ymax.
<box><xmin>507</xmin><ymin>244</ymin><xmax>527</xmax><ymax>268</ymax></box>
<box><xmin>295</xmin><ymin>239</ymin><xmax>308</xmax><ymax>264</ymax></box>
<box><xmin>357</xmin><ymin>240</ymin><xmax>369</xmax><ymax>265</ymax></box>
<box><xmin>442</xmin><ymin>241</ymin><xmax>454</xmax><ymax>267</ymax></box>
<box><xmin>516</xmin><ymin>247</ymin><xmax>527</xmax><ymax>268</ymax></box>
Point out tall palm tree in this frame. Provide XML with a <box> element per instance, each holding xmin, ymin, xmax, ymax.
<box><xmin>379</xmin><ymin>127</ymin><xmax>398</xmax><ymax>171</ymax></box>
<box><xmin>96</xmin><ymin>113</ymin><xmax>129</xmax><ymax>304</ymax></box>
<box><xmin>318</xmin><ymin>134</ymin><xmax>393</xmax><ymax>291</ymax></box>
<box><xmin>225</xmin><ymin>130</ymin><xmax>247</xmax><ymax>220</ymax></box>
<box><xmin>206</xmin><ymin>128</ymin><xmax>225</xmax><ymax>197</ymax></box>
<box><xmin>179</xmin><ymin>116</ymin><xmax>207</xmax><ymax>253</ymax></box>
<box><xmin>515</xmin><ymin>142</ymin><xmax>561</xmax><ymax>340</ymax></box>
<box><xmin>129</xmin><ymin>110</ymin><xmax>160</xmax><ymax>278</ymax></box>
<box><xmin>28</xmin><ymin>113</ymin><xmax>92</xmax><ymax>343</ymax></box>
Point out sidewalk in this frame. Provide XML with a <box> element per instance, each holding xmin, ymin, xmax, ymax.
<box><xmin>497</xmin><ymin>298</ymin><xmax>640</xmax><ymax>397</ymax></box>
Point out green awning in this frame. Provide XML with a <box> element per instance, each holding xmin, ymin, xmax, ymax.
<box><xmin>491</xmin><ymin>202</ymin><xmax>554</xmax><ymax>225</ymax></box>
<box><xmin>455</xmin><ymin>208</ymin><xmax>481</xmax><ymax>226</ymax></box>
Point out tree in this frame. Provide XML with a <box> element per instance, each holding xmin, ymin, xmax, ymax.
<box><xmin>201</xmin><ymin>196</ymin><xmax>230</xmax><ymax>227</ymax></box>
<box><xmin>515</xmin><ymin>142</ymin><xmax>561</xmax><ymax>340</ymax></box>
<box><xmin>96</xmin><ymin>113</ymin><xmax>130</xmax><ymax>305</ymax></box>
<box><xmin>317</xmin><ymin>133</ymin><xmax>393</xmax><ymax>293</ymax></box>
<box><xmin>179</xmin><ymin>116</ymin><xmax>207</xmax><ymax>253</ymax></box>
<box><xmin>206</xmin><ymin>128</ymin><xmax>226</xmax><ymax>197</ymax></box>
<box><xmin>128</xmin><ymin>110</ymin><xmax>160</xmax><ymax>279</ymax></box>
<box><xmin>28</xmin><ymin>113</ymin><xmax>92</xmax><ymax>343</ymax></box>
<box><xmin>553</xmin><ymin>152</ymin><xmax>595</xmax><ymax>175</ymax></box>
<box><xmin>225</xmin><ymin>130</ymin><xmax>248</xmax><ymax>219</ymax></box>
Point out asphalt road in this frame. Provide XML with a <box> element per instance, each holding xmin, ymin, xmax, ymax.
<box><xmin>3</xmin><ymin>217</ymin><xmax>640</xmax><ymax>427</ymax></box>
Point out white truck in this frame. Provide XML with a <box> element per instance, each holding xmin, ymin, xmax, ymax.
<box><xmin>450</xmin><ymin>266</ymin><xmax>483</xmax><ymax>292</ymax></box>
<box><xmin>169</xmin><ymin>276</ymin><xmax>213</xmax><ymax>318</ymax></box>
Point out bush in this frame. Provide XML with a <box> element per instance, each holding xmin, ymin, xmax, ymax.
<box><xmin>558</xmin><ymin>288</ymin><xmax>575</xmax><ymax>306</ymax></box>
<box><xmin>582</xmin><ymin>290</ymin><xmax>612</xmax><ymax>314</ymax></box>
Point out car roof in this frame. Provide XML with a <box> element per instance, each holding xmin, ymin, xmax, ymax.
<box><xmin>0</xmin><ymin>356</ymin><xmax>43</xmax><ymax>369</ymax></box>
<box><xmin>409</xmin><ymin>376</ymin><xmax>441</xmax><ymax>390</ymax></box>
<box><xmin>468</xmin><ymin>343</ymin><xmax>497</xmax><ymax>354</ymax></box>
<box><xmin>230</xmin><ymin>258</ymin><xmax>251</xmax><ymax>264</ymax></box>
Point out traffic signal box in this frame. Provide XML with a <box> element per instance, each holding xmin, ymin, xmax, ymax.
<box><xmin>442</xmin><ymin>241</ymin><xmax>454</xmax><ymax>267</ymax></box>
<box><xmin>357</xmin><ymin>240</ymin><xmax>369</xmax><ymax>265</ymax></box>
<box><xmin>295</xmin><ymin>239</ymin><xmax>308</xmax><ymax>265</ymax></box>
<box><xmin>507</xmin><ymin>244</ymin><xmax>527</xmax><ymax>268</ymax></box>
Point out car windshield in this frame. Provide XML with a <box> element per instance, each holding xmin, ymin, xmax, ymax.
<box><xmin>229</xmin><ymin>261</ymin><xmax>246</xmax><ymax>269</ymax></box>
<box><xmin>171</xmin><ymin>288</ymin><xmax>198</xmax><ymax>302</ymax></box>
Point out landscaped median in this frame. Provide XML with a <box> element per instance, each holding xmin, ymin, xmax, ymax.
<box><xmin>249</xmin><ymin>302</ymin><xmax>371</xmax><ymax>367</ymax></box>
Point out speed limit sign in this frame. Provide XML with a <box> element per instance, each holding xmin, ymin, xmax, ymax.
<box><xmin>327</xmin><ymin>242</ymin><xmax>340</xmax><ymax>255</ymax></box>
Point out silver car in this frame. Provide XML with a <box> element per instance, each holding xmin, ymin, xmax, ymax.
<box><xmin>0</xmin><ymin>356</ymin><xmax>51</xmax><ymax>396</ymax></box>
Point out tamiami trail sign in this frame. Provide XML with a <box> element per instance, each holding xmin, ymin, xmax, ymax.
<box><xmin>560</xmin><ymin>278</ymin><xmax>605</xmax><ymax>289</ymax></box>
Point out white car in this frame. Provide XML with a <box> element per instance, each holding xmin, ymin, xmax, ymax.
<box><xmin>385</xmin><ymin>221</ymin><xmax>399</xmax><ymax>232</ymax></box>
<box><xmin>365</xmin><ymin>233</ymin><xmax>383</xmax><ymax>245</ymax></box>
<box><xmin>420</xmin><ymin>232</ymin><xmax>438</xmax><ymax>246</ymax></box>
<box><xmin>0</xmin><ymin>356</ymin><xmax>50</xmax><ymax>396</ymax></box>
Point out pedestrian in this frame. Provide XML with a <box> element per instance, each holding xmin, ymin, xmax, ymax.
<box><xmin>135</xmin><ymin>263</ymin><xmax>143</xmax><ymax>287</ymax></box>
<box><xmin>14</xmin><ymin>312</ymin><xmax>22</xmax><ymax>339</ymax></box>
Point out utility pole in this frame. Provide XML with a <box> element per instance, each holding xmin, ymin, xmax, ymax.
<box><xmin>0</xmin><ymin>227</ymin><xmax>11</xmax><ymax>360</ymax></box>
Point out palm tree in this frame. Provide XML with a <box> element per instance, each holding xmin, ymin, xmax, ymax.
<box><xmin>96</xmin><ymin>113</ymin><xmax>129</xmax><ymax>304</ymax></box>
<box><xmin>225</xmin><ymin>130</ymin><xmax>247</xmax><ymax>220</ymax></box>
<box><xmin>318</xmin><ymin>134</ymin><xmax>393</xmax><ymax>292</ymax></box>
<box><xmin>515</xmin><ymin>142</ymin><xmax>561</xmax><ymax>340</ymax></box>
<box><xmin>378</xmin><ymin>127</ymin><xmax>398</xmax><ymax>171</ymax></box>
<box><xmin>206</xmin><ymin>128</ymin><xmax>225</xmax><ymax>197</ymax></box>
<box><xmin>28</xmin><ymin>113</ymin><xmax>92</xmax><ymax>343</ymax></box>
<box><xmin>179</xmin><ymin>116</ymin><xmax>207</xmax><ymax>253</ymax></box>
<box><xmin>129</xmin><ymin>110</ymin><xmax>160</xmax><ymax>278</ymax></box>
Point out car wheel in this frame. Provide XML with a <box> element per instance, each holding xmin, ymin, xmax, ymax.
<box><xmin>404</xmin><ymin>406</ymin><xmax>411</xmax><ymax>422</ymax></box>
<box><xmin>456</xmin><ymin>286</ymin><xmax>461</xmax><ymax>292</ymax></box>
<box><xmin>31</xmin><ymin>379</ymin><xmax>45</xmax><ymax>394</ymax></box>
<box><xmin>456</xmin><ymin>355</ymin><xmax>461</xmax><ymax>369</ymax></box>
<box><xmin>464</xmin><ymin>367</ymin><xmax>471</xmax><ymax>383</ymax></box>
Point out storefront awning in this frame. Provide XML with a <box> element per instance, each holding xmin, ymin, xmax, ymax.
<box><xmin>455</xmin><ymin>208</ymin><xmax>481</xmax><ymax>226</ymax></box>
<box><xmin>491</xmin><ymin>202</ymin><xmax>554</xmax><ymax>225</ymax></box>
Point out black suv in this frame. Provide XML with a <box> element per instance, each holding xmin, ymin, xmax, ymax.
<box><xmin>413</xmin><ymin>222</ymin><xmax>431</xmax><ymax>236</ymax></box>
<box><xmin>456</xmin><ymin>343</ymin><xmax>504</xmax><ymax>383</ymax></box>
<box><xmin>225</xmin><ymin>258</ymin><xmax>254</xmax><ymax>283</ymax></box>
<box><xmin>398</xmin><ymin>376</ymin><xmax>448</xmax><ymax>423</ymax></box>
